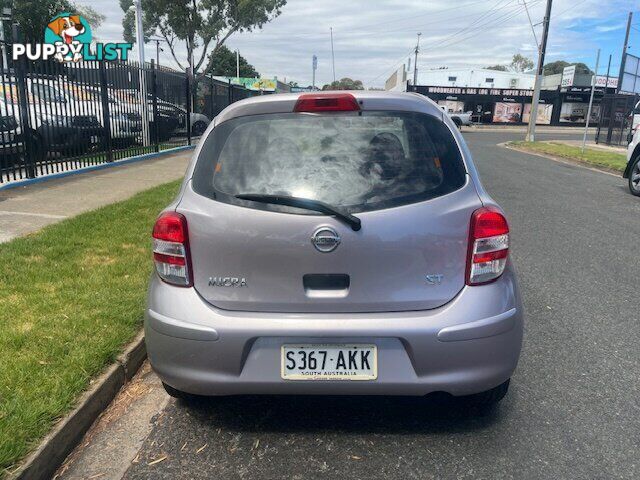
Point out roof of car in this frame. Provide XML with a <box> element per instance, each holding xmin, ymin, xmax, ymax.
<box><xmin>214</xmin><ymin>91</ymin><xmax>445</xmax><ymax>125</ymax></box>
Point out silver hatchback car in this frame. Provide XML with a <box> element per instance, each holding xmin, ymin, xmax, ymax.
<box><xmin>146</xmin><ymin>92</ymin><xmax>523</xmax><ymax>406</ymax></box>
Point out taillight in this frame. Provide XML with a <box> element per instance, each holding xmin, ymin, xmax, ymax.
<box><xmin>466</xmin><ymin>207</ymin><xmax>509</xmax><ymax>286</ymax></box>
<box><xmin>152</xmin><ymin>212</ymin><xmax>192</xmax><ymax>287</ymax></box>
<box><xmin>294</xmin><ymin>93</ymin><xmax>360</xmax><ymax>113</ymax></box>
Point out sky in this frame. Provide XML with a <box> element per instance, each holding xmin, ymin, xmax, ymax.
<box><xmin>84</xmin><ymin>0</ymin><xmax>639</xmax><ymax>88</ymax></box>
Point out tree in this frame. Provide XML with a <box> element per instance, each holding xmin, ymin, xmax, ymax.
<box><xmin>0</xmin><ymin>0</ymin><xmax>107</xmax><ymax>42</ymax></box>
<box><xmin>0</xmin><ymin>0</ymin><xmax>73</xmax><ymax>41</ymax></box>
<box><xmin>486</xmin><ymin>65</ymin><xmax>508</xmax><ymax>72</ymax></box>
<box><xmin>76</xmin><ymin>5</ymin><xmax>105</xmax><ymax>29</ymax></box>
<box><xmin>322</xmin><ymin>77</ymin><xmax>364</xmax><ymax>90</ymax></box>
<box><xmin>543</xmin><ymin>60</ymin><xmax>593</xmax><ymax>75</ymax></box>
<box><xmin>510</xmin><ymin>54</ymin><xmax>534</xmax><ymax>73</ymax></box>
<box><xmin>76</xmin><ymin>5</ymin><xmax>105</xmax><ymax>39</ymax></box>
<box><xmin>121</xmin><ymin>0</ymin><xmax>285</xmax><ymax>81</ymax></box>
<box><xmin>208</xmin><ymin>45</ymin><xmax>259</xmax><ymax>77</ymax></box>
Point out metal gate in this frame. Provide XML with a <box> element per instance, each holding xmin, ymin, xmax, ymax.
<box><xmin>595</xmin><ymin>94</ymin><xmax>639</xmax><ymax>146</ymax></box>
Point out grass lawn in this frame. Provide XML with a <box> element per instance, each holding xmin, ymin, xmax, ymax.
<box><xmin>509</xmin><ymin>141</ymin><xmax>628</xmax><ymax>172</ymax></box>
<box><xmin>0</xmin><ymin>180</ymin><xmax>181</xmax><ymax>474</ymax></box>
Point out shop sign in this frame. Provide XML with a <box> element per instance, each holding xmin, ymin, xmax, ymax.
<box><xmin>561</xmin><ymin>66</ymin><xmax>576</xmax><ymax>87</ymax></box>
<box><xmin>426</xmin><ymin>86</ymin><xmax>533</xmax><ymax>96</ymax></box>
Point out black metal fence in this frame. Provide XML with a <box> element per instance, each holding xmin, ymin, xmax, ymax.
<box><xmin>595</xmin><ymin>93</ymin><xmax>639</xmax><ymax>146</ymax></box>
<box><xmin>0</xmin><ymin>43</ymin><xmax>265</xmax><ymax>184</ymax></box>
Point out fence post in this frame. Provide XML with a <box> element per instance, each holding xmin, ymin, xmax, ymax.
<box><xmin>185</xmin><ymin>74</ymin><xmax>192</xmax><ymax>146</ymax></box>
<box><xmin>150</xmin><ymin>60</ymin><xmax>159</xmax><ymax>152</ymax></box>
<box><xmin>12</xmin><ymin>24</ymin><xmax>36</xmax><ymax>178</ymax></box>
<box><xmin>98</xmin><ymin>60</ymin><xmax>113</xmax><ymax>162</ymax></box>
<box><xmin>209</xmin><ymin>75</ymin><xmax>215</xmax><ymax>118</ymax></box>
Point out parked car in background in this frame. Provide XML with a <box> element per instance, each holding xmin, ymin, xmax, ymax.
<box><xmin>153</xmin><ymin>96</ymin><xmax>211</xmax><ymax>136</ymax></box>
<box><xmin>0</xmin><ymin>80</ymin><xmax>105</xmax><ymax>156</ymax></box>
<box><xmin>0</xmin><ymin>101</ymin><xmax>25</xmax><ymax>171</ymax></box>
<box><xmin>629</xmin><ymin>100</ymin><xmax>640</xmax><ymax>136</ymax></box>
<box><xmin>113</xmin><ymin>90</ymin><xmax>182</xmax><ymax>142</ymax></box>
<box><xmin>439</xmin><ymin>105</ymin><xmax>473</xmax><ymax>128</ymax></box>
<box><xmin>146</xmin><ymin>92</ymin><xmax>523</xmax><ymax>407</ymax></box>
<box><xmin>625</xmin><ymin>127</ymin><xmax>640</xmax><ymax>196</ymax></box>
<box><xmin>59</xmin><ymin>84</ymin><xmax>142</xmax><ymax>148</ymax></box>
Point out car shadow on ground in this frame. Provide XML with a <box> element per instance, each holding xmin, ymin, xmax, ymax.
<box><xmin>176</xmin><ymin>393</ymin><xmax>505</xmax><ymax>435</ymax></box>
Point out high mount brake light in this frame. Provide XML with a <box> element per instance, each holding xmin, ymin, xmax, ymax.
<box><xmin>152</xmin><ymin>212</ymin><xmax>193</xmax><ymax>287</ymax></box>
<box><xmin>466</xmin><ymin>207</ymin><xmax>510</xmax><ymax>286</ymax></box>
<box><xmin>293</xmin><ymin>93</ymin><xmax>360</xmax><ymax>113</ymax></box>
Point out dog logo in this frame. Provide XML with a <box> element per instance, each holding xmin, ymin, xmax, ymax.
<box><xmin>44</xmin><ymin>13</ymin><xmax>92</xmax><ymax>63</ymax></box>
<box><xmin>13</xmin><ymin>13</ymin><xmax>130</xmax><ymax>63</ymax></box>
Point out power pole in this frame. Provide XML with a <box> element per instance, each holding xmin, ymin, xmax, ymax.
<box><xmin>617</xmin><ymin>12</ymin><xmax>633</xmax><ymax>93</ymax></box>
<box><xmin>312</xmin><ymin>54</ymin><xmax>318</xmax><ymax>90</ymax></box>
<box><xmin>526</xmin><ymin>0</ymin><xmax>553</xmax><ymax>143</ymax></box>
<box><xmin>155</xmin><ymin>39</ymin><xmax>160</xmax><ymax>67</ymax></box>
<box><xmin>330</xmin><ymin>27</ymin><xmax>336</xmax><ymax>83</ymax></box>
<box><xmin>132</xmin><ymin>0</ymin><xmax>151</xmax><ymax>147</ymax></box>
<box><xmin>413</xmin><ymin>33</ymin><xmax>422</xmax><ymax>86</ymax></box>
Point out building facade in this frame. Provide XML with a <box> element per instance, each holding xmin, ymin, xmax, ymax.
<box><xmin>415</xmin><ymin>68</ymin><xmax>535</xmax><ymax>90</ymax></box>
<box><xmin>388</xmin><ymin>65</ymin><xmax>620</xmax><ymax>126</ymax></box>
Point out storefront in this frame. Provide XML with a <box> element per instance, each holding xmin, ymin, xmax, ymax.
<box><xmin>409</xmin><ymin>84</ymin><xmax>608</xmax><ymax>126</ymax></box>
<box><xmin>555</xmin><ymin>86</ymin><xmax>605</xmax><ymax>125</ymax></box>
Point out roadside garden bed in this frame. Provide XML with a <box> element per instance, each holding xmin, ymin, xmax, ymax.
<box><xmin>0</xmin><ymin>180</ymin><xmax>180</xmax><ymax>474</ymax></box>
<box><xmin>508</xmin><ymin>141</ymin><xmax>627</xmax><ymax>173</ymax></box>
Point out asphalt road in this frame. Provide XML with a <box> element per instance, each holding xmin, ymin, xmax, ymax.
<box><xmin>120</xmin><ymin>131</ymin><xmax>639</xmax><ymax>480</ymax></box>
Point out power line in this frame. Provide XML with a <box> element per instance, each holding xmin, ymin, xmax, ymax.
<box><xmin>364</xmin><ymin>47</ymin><xmax>416</xmax><ymax>84</ymax></box>
<box><xmin>432</xmin><ymin>0</ymin><xmax>517</xmax><ymax>47</ymax></box>
<box><xmin>426</xmin><ymin>1</ymin><xmax>541</xmax><ymax>52</ymax></box>
<box><xmin>234</xmin><ymin>0</ymin><xmax>495</xmax><ymax>39</ymax></box>
<box><xmin>365</xmin><ymin>0</ymin><xmax>533</xmax><ymax>86</ymax></box>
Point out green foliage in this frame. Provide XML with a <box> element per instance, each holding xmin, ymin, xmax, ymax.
<box><xmin>0</xmin><ymin>0</ymin><xmax>106</xmax><ymax>43</ymax></box>
<box><xmin>120</xmin><ymin>0</ymin><xmax>158</xmax><ymax>44</ymax></box>
<box><xmin>209</xmin><ymin>44</ymin><xmax>259</xmax><ymax>77</ymax></box>
<box><xmin>75</xmin><ymin>5</ymin><xmax>105</xmax><ymax>29</ymax></box>
<box><xmin>120</xmin><ymin>0</ymin><xmax>286</xmax><ymax>78</ymax></box>
<box><xmin>486</xmin><ymin>64</ymin><xmax>508</xmax><ymax>72</ymax></box>
<box><xmin>0</xmin><ymin>180</ymin><xmax>180</xmax><ymax>472</ymax></box>
<box><xmin>322</xmin><ymin>77</ymin><xmax>364</xmax><ymax>91</ymax></box>
<box><xmin>0</xmin><ymin>0</ymin><xmax>73</xmax><ymax>42</ymax></box>
<box><xmin>510</xmin><ymin>54</ymin><xmax>534</xmax><ymax>73</ymax></box>
<box><xmin>510</xmin><ymin>141</ymin><xmax>626</xmax><ymax>172</ymax></box>
<box><xmin>543</xmin><ymin>60</ymin><xmax>593</xmax><ymax>75</ymax></box>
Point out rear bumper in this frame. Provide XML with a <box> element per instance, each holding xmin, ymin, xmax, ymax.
<box><xmin>145</xmin><ymin>266</ymin><xmax>523</xmax><ymax>397</ymax></box>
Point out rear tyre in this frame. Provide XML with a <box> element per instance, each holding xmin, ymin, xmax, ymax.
<box><xmin>629</xmin><ymin>157</ymin><xmax>640</xmax><ymax>196</ymax></box>
<box><xmin>459</xmin><ymin>379</ymin><xmax>510</xmax><ymax>407</ymax></box>
<box><xmin>162</xmin><ymin>382</ymin><xmax>204</xmax><ymax>402</ymax></box>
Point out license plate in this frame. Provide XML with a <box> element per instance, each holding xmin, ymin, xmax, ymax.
<box><xmin>281</xmin><ymin>344</ymin><xmax>377</xmax><ymax>381</ymax></box>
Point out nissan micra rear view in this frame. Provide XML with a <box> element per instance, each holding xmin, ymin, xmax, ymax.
<box><xmin>146</xmin><ymin>92</ymin><xmax>523</xmax><ymax>406</ymax></box>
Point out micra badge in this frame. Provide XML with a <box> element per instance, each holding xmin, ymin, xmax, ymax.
<box><xmin>208</xmin><ymin>277</ymin><xmax>248</xmax><ymax>287</ymax></box>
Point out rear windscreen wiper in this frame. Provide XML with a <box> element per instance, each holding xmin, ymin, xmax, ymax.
<box><xmin>235</xmin><ymin>194</ymin><xmax>362</xmax><ymax>231</ymax></box>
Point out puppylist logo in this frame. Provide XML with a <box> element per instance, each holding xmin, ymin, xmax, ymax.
<box><xmin>12</xmin><ymin>13</ymin><xmax>132</xmax><ymax>63</ymax></box>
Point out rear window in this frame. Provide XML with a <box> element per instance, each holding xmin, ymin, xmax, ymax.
<box><xmin>192</xmin><ymin>111</ymin><xmax>466</xmax><ymax>214</ymax></box>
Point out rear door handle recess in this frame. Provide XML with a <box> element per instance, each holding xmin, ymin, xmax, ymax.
<box><xmin>303</xmin><ymin>274</ymin><xmax>350</xmax><ymax>298</ymax></box>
